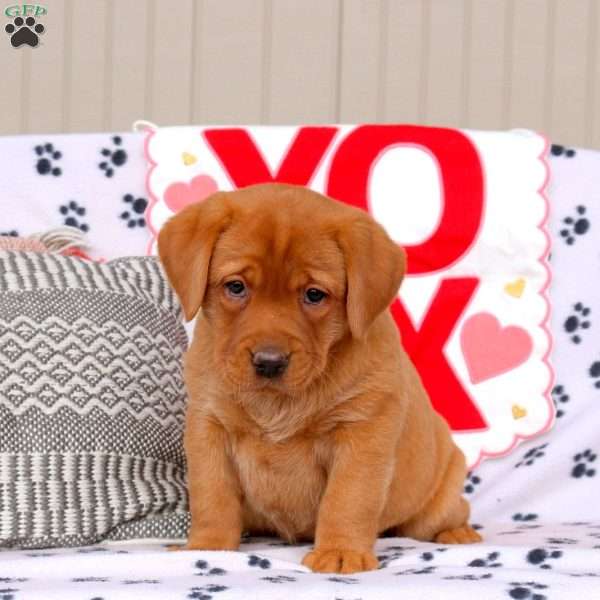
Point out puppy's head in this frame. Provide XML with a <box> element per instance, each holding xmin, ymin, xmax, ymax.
<box><xmin>158</xmin><ymin>184</ymin><xmax>405</xmax><ymax>392</ymax></box>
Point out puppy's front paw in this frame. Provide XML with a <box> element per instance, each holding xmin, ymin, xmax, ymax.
<box><xmin>302</xmin><ymin>548</ymin><xmax>378</xmax><ymax>574</ymax></box>
<box><xmin>435</xmin><ymin>525</ymin><xmax>482</xmax><ymax>544</ymax></box>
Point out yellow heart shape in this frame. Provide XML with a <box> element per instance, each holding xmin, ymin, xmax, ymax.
<box><xmin>182</xmin><ymin>152</ymin><xmax>197</xmax><ymax>166</ymax></box>
<box><xmin>505</xmin><ymin>278</ymin><xmax>526</xmax><ymax>298</ymax></box>
<box><xmin>512</xmin><ymin>404</ymin><xmax>527</xmax><ymax>419</ymax></box>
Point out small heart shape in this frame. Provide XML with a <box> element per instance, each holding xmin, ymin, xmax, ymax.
<box><xmin>461</xmin><ymin>312</ymin><xmax>533</xmax><ymax>384</ymax></box>
<box><xmin>163</xmin><ymin>175</ymin><xmax>218</xmax><ymax>213</ymax></box>
<box><xmin>505</xmin><ymin>278</ymin><xmax>526</xmax><ymax>298</ymax></box>
<box><xmin>182</xmin><ymin>151</ymin><xmax>197</xmax><ymax>166</ymax></box>
<box><xmin>512</xmin><ymin>404</ymin><xmax>527</xmax><ymax>419</ymax></box>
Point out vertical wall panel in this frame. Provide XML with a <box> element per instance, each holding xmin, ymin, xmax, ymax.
<box><xmin>507</xmin><ymin>0</ymin><xmax>550</xmax><ymax>134</ymax></box>
<box><xmin>422</xmin><ymin>0</ymin><xmax>467</xmax><ymax>127</ymax></box>
<box><xmin>0</xmin><ymin>31</ymin><xmax>25</xmax><ymax>134</ymax></box>
<box><xmin>25</xmin><ymin>0</ymin><xmax>66</xmax><ymax>133</ymax></box>
<box><xmin>110</xmin><ymin>0</ymin><xmax>149</xmax><ymax>131</ymax></box>
<box><xmin>466</xmin><ymin>0</ymin><xmax>508</xmax><ymax>129</ymax></box>
<box><xmin>591</xmin><ymin>0</ymin><xmax>600</xmax><ymax>148</ymax></box>
<box><xmin>65</xmin><ymin>0</ymin><xmax>109</xmax><ymax>132</ymax></box>
<box><xmin>384</xmin><ymin>0</ymin><xmax>426</xmax><ymax>124</ymax></box>
<box><xmin>193</xmin><ymin>0</ymin><xmax>265</xmax><ymax>124</ymax></box>
<box><xmin>338</xmin><ymin>0</ymin><xmax>381</xmax><ymax>122</ymax></box>
<box><xmin>148</xmin><ymin>0</ymin><xmax>194</xmax><ymax>126</ymax></box>
<box><xmin>549</xmin><ymin>0</ymin><xmax>591</xmax><ymax>144</ymax></box>
<box><xmin>1</xmin><ymin>0</ymin><xmax>600</xmax><ymax>147</ymax></box>
<box><xmin>266</xmin><ymin>0</ymin><xmax>340</xmax><ymax>123</ymax></box>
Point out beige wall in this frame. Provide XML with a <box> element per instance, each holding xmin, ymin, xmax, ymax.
<box><xmin>1</xmin><ymin>0</ymin><xmax>598</xmax><ymax>149</ymax></box>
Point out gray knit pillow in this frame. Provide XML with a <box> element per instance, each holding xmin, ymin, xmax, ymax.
<box><xmin>0</xmin><ymin>252</ymin><xmax>190</xmax><ymax>548</ymax></box>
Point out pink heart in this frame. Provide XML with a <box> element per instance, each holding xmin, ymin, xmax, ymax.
<box><xmin>460</xmin><ymin>312</ymin><xmax>533</xmax><ymax>384</ymax></box>
<box><xmin>163</xmin><ymin>175</ymin><xmax>218</xmax><ymax>213</ymax></box>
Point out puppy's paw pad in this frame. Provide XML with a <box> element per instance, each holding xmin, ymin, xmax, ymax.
<box><xmin>302</xmin><ymin>549</ymin><xmax>378</xmax><ymax>573</ymax></box>
<box><xmin>435</xmin><ymin>525</ymin><xmax>482</xmax><ymax>544</ymax></box>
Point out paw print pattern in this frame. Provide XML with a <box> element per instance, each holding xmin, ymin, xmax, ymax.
<box><xmin>120</xmin><ymin>194</ymin><xmax>147</xmax><ymax>228</ymax></box>
<box><xmin>516</xmin><ymin>443</ymin><xmax>548</xmax><ymax>468</ymax></box>
<box><xmin>507</xmin><ymin>581</ymin><xmax>548</xmax><ymax>600</ymax></box>
<box><xmin>419</xmin><ymin>547</ymin><xmax>448</xmax><ymax>562</ymax></box>
<box><xmin>589</xmin><ymin>360</ymin><xmax>600</xmax><ymax>389</ymax></box>
<box><xmin>194</xmin><ymin>560</ymin><xmax>226</xmax><ymax>576</ymax></box>
<box><xmin>464</xmin><ymin>472</ymin><xmax>481</xmax><ymax>494</ymax></box>
<box><xmin>5</xmin><ymin>16</ymin><xmax>44</xmax><ymax>48</ymax></box>
<box><xmin>99</xmin><ymin>136</ymin><xmax>127</xmax><ymax>177</ymax></box>
<box><xmin>571</xmin><ymin>449</ymin><xmax>597</xmax><ymax>478</ymax></box>
<box><xmin>513</xmin><ymin>513</ymin><xmax>538</xmax><ymax>522</ymax></box>
<box><xmin>34</xmin><ymin>143</ymin><xmax>62</xmax><ymax>176</ymax></box>
<box><xmin>261</xmin><ymin>575</ymin><xmax>296</xmax><ymax>583</ymax></box>
<box><xmin>551</xmin><ymin>384</ymin><xmax>570</xmax><ymax>418</ymax></box>
<box><xmin>59</xmin><ymin>201</ymin><xmax>88</xmax><ymax>232</ymax></box>
<box><xmin>526</xmin><ymin>547</ymin><xmax>562</xmax><ymax>569</ymax></box>
<box><xmin>0</xmin><ymin>230</ymin><xmax>18</xmax><ymax>237</ymax></box>
<box><xmin>560</xmin><ymin>205</ymin><xmax>590</xmax><ymax>245</ymax></box>
<box><xmin>468</xmin><ymin>551</ymin><xmax>502</xmax><ymax>568</ymax></box>
<box><xmin>551</xmin><ymin>143</ymin><xmax>576</xmax><ymax>158</ymax></box>
<box><xmin>187</xmin><ymin>584</ymin><xmax>227</xmax><ymax>600</ymax></box>
<box><xmin>248</xmin><ymin>555</ymin><xmax>271</xmax><ymax>569</ymax></box>
<box><xmin>563</xmin><ymin>302</ymin><xmax>591</xmax><ymax>343</ymax></box>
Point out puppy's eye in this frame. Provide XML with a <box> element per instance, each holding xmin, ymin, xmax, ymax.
<box><xmin>304</xmin><ymin>288</ymin><xmax>327</xmax><ymax>305</ymax></box>
<box><xmin>225</xmin><ymin>280</ymin><xmax>247</xmax><ymax>298</ymax></box>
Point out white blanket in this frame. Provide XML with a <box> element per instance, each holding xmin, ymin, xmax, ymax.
<box><xmin>1</xmin><ymin>524</ymin><xmax>599</xmax><ymax>599</ymax></box>
<box><xmin>0</xmin><ymin>134</ymin><xmax>599</xmax><ymax>596</ymax></box>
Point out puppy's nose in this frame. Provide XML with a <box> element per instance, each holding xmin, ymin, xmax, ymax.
<box><xmin>252</xmin><ymin>348</ymin><xmax>289</xmax><ymax>378</ymax></box>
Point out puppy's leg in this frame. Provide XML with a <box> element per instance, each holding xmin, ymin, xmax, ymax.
<box><xmin>398</xmin><ymin>448</ymin><xmax>482</xmax><ymax>544</ymax></box>
<box><xmin>302</xmin><ymin>406</ymin><xmax>398</xmax><ymax>574</ymax></box>
<box><xmin>171</xmin><ymin>411</ymin><xmax>243</xmax><ymax>551</ymax></box>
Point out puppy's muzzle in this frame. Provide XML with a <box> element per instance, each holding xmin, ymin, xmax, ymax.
<box><xmin>251</xmin><ymin>347</ymin><xmax>289</xmax><ymax>378</ymax></box>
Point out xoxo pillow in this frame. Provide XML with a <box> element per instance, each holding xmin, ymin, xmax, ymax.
<box><xmin>141</xmin><ymin>123</ymin><xmax>553</xmax><ymax>468</ymax></box>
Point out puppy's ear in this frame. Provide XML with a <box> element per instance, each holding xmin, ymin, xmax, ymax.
<box><xmin>337</xmin><ymin>216</ymin><xmax>406</xmax><ymax>339</ymax></box>
<box><xmin>158</xmin><ymin>193</ymin><xmax>231</xmax><ymax>321</ymax></box>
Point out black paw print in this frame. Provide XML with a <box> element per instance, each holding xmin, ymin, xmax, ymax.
<box><xmin>589</xmin><ymin>360</ymin><xmax>600</xmax><ymax>389</ymax></box>
<box><xmin>551</xmin><ymin>143</ymin><xmax>576</xmax><ymax>158</ymax></box>
<box><xmin>443</xmin><ymin>573</ymin><xmax>492</xmax><ymax>581</ymax></box>
<box><xmin>394</xmin><ymin>566</ymin><xmax>436</xmax><ymax>576</ymax></box>
<box><xmin>248</xmin><ymin>555</ymin><xmax>271</xmax><ymax>569</ymax></box>
<box><xmin>261</xmin><ymin>575</ymin><xmax>296</xmax><ymax>583</ymax></box>
<box><xmin>526</xmin><ymin>547</ymin><xmax>562</xmax><ymax>569</ymax></box>
<box><xmin>419</xmin><ymin>547</ymin><xmax>447</xmax><ymax>563</ymax></box>
<box><xmin>194</xmin><ymin>560</ymin><xmax>226</xmax><ymax>576</ymax></box>
<box><xmin>120</xmin><ymin>194</ymin><xmax>147</xmax><ymax>228</ymax></box>
<box><xmin>516</xmin><ymin>443</ymin><xmax>548</xmax><ymax>467</ymax></box>
<box><xmin>99</xmin><ymin>136</ymin><xmax>127</xmax><ymax>177</ymax></box>
<box><xmin>545</xmin><ymin>537</ymin><xmax>577</xmax><ymax>545</ymax></box>
<box><xmin>513</xmin><ymin>513</ymin><xmax>538</xmax><ymax>522</ymax></box>
<box><xmin>5</xmin><ymin>16</ymin><xmax>44</xmax><ymax>48</ymax></box>
<box><xmin>34</xmin><ymin>143</ymin><xmax>62</xmax><ymax>176</ymax></box>
<box><xmin>571</xmin><ymin>449</ymin><xmax>597</xmax><ymax>478</ymax></box>
<box><xmin>563</xmin><ymin>302</ymin><xmax>591</xmax><ymax>343</ymax></box>
<box><xmin>468</xmin><ymin>551</ymin><xmax>502</xmax><ymax>568</ymax></box>
<box><xmin>560</xmin><ymin>205</ymin><xmax>590</xmax><ymax>245</ymax></box>
<box><xmin>551</xmin><ymin>384</ymin><xmax>570</xmax><ymax>418</ymax></box>
<box><xmin>187</xmin><ymin>584</ymin><xmax>227</xmax><ymax>600</ymax></box>
<box><xmin>507</xmin><ymin>581</ymin><xmax>548</xmax><ymax>600</ymax></box>
<box><xmin>0</xmin><ymin>230</ymin><xmax>18</xmax><ymax>237</ymax></box>
<box><xmin>59</xmin><ymin>201</ymin><xmax>88</xmax><ymax>232</ymax></box>
<box><xmin>464</xmin><ymin>472</ymin><xmax>481</xmax><ymax>494</ymax></box>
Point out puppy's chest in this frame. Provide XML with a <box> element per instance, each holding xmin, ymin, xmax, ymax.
<box><xmin>230</xmin><ymin>433</ymin><xmax>329</xmax><ymax>536</ymax></box>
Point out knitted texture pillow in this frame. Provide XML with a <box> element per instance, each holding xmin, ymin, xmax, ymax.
<box><xmin>0</xmin><ymin>252</ymin><xmax>190</xmax><ymax>548</ymax></box>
